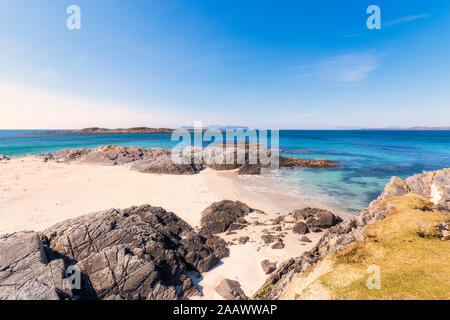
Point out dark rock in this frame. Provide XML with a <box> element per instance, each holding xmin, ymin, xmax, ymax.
<box><xmin>310</xmin><ymin>227</ymin><xmax>322</xmax><ymax>233</ymax></box>
<box><xmin>291</xmin><ymin>208</ymin><xmax>342</xmax><ymax>229</ymax></box>
<box><xmin>238</xmin><ymin>236</ymin><xmax>250</xmax><ymax>244</ymax></box>
<box><xmin>180</xmin><ymin>276</ymin><xmax>202</xmax><ymax>297</ymax></box>
<box><xmin>215</xmin><ymin>279</ymin><xmax>248</xmax><ymax>300</ymax></box>
<box><xmin>271</xmin><ymin>241</ymin><xmax>284</xmax><ymax>249</ymax></box>
<box><xmin>227</xmin><ymin>217</ymin><xmax>248</xmax><ymax>232</ymax></box>
<box><xmin>1</xmin><ymin>204</ymin><xmax>228</xmax><ymax>300</ymax></box>
<box><xmin>260</xmin><ymin>260</ymin><xmax>277</xmax><ymax>274</ymax></box>
<box><xmin>272</xmin><ymin>216</ymin><xmax>284</xmax><ymax>225</ymax></box>
<box><xmin>261</xmin><ymin>234</ymin><xmax>274</xmax><ymax>244</ymax></box>
<box><xmin>300</xmin><ymin>236</ymin><xmax>312</xmax><ymax>243</ymax></box>
<box><xmin>200</xmin><ymin>200</ymin><xmax>252</xmax><ymax>234</ymax></box>
<box><xmin>293</xmin><ymin>221</ymin><xmax>309</xmax><ymax>234</ymax></box>
<box><xmin>197</xmin><ymin>254</ymin><xmax>220</xmax><ymax>272</ymax></box>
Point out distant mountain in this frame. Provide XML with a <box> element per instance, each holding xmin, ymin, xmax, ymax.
<box><xmin>180</xmin><ymin>125</ymin><xmax>249</xmax><ymax>130</ymax></box>
<box><xmin>333</xmin><ymin>125</ymin><xmax>450</xmax><ymax>130</ymax></box>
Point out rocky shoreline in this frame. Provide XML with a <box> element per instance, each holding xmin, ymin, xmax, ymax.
<box><xmin>35</xmin><ymin>144</ymin><xmax>339</xmax><ymax>175</ymax></box>
<box><xmin>0</xmin><ymin>147</ymin><xmax>447</xmax><ymax>300</ymax></box>
<box><xmin>253</xmin><ymin>168</ymin><xmax>449</xmax><ymax>300</ymax></box>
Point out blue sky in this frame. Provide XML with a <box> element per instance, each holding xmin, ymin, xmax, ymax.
<box><xmin>0</xmin><ymin>0</ymin><xmax>449</xmax><ymax>129</ymax></box>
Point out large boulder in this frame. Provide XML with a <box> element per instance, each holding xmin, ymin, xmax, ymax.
<box><xmin>1</xmin><ymin>205</ymin><xmax>229</xmax><ymax>300</ymax></box>
<box><xmin>293</xmin><ymin>221</ymin><xmax>309</xmax><ymax>234</ymax></box>
<box><xmin>200</xmin><ymin>200</ymin><xmax>252</xmax><ymax>234</ymax></box>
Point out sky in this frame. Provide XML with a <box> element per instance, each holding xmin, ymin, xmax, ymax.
<box><xmin>0</xmin><ymin>0</ymin><xmax>449</xmax><ymax>129</ymax></box>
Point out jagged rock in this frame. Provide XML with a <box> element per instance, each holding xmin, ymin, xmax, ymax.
<box><xmin>180</xmin><ymin>275</ymin><xmax>202</xmax><ymax>297</ymax></box>
<box><xmin>260</xmin><ymin>260</ymin><xmax>277</xmax><ymax>274</ymax></box>
<box><xmin>200</xmin><ymin>200</ymin><xmax>252</xmax><ymax>234</ymax></box>
<box><xmin>381</xmin><ymin>176</ymin><xmax>410</xmax><ymax>200</ymax></box>
<box><xmin>300</xmin><ymin>236</ymin><xmax>312</xmax><ymax>243</ymax></box>
<box><xmin>215</xmin><ymin>279</ymin><xmax>248</xmax><ymax>300</ymax></box>
<box><xmin>0</xmin><ymin>232</ymin><xmax>69</xmax><ymax>300</ymax></box>
<box><xmin>1</xmin><ymin>204</ymin><xmax>228</xmax><ymax>300</ymax></box>
<box><xmin>310</xmin><ymin>227</ymin><xmax>322</xmax><ymax>233</ymax></box>
<box><xmin>293</xmin><ymin>222</ymin><xmax>309</xmax><ymax>234</ymax></box>
<box><xmin>197</xmin><ymin>254</ymin><xmax>220</xmax><ymax>272</ymax></box>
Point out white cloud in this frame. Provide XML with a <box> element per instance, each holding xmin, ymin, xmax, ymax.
<box><xmin>40</xmin><ymin>69</ymin><xmax>51</xmax><ymax>77</ymax></box>
<box><xmin>0</xmin><ymin>83</ymin><xmax>178</xmax><ymax>129</ymax></box>
<box><xmin>384</xmin><ymin>14</ymin><xmax>430</xmax><ymax>27</ymax></box>
<box><xmin>295</xmin><ymin>51</ymin><xmax>387</xmax><ymax>85</ymax></box>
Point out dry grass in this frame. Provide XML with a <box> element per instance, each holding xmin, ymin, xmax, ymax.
<box><xmin>299</xmin><ymin>194</ymin><xmax>450</xmax><ymax>300</ymax></box>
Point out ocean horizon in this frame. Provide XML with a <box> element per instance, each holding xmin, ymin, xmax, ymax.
<box><xmin>2</xmin><ymin>129</ymin><xmax>449</xmax><ymax>213</ymax></box>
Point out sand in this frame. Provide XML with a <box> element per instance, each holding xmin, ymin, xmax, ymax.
<box><xmin>0</xmin><ymin>156</ymin><xmax>328</xmax><ymax>299</ymax></box>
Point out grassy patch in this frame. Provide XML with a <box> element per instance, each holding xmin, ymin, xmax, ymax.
<box><xmin>309</xmin><ymin>194</ymin><xmax>450</xmax><ymax>300</ymax></box>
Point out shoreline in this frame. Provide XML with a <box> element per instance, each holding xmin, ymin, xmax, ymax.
<box><xmin>0</xmin><ymin>155</ymin><xmax>333</xmax><ymax>299</ymax></box>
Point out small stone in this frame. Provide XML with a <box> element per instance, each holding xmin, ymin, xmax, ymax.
<box><xmin>260</xmin><ymin>260</ymin><xmax>277</xmax><ymax>274</ymax></box>
<box><xmin>300</xmin><ymin>236</ymin><xmax>312</xmax><ymax>243</ymax></box>
<box><xmin>271</xmin><ymin>241</ymin><xmax>284</xmax><ymax>249</ymax></box>
<box><xmin>215</xmin><ymin>279</ymin><xmax>248</xmax><ymax>300</ymax></box>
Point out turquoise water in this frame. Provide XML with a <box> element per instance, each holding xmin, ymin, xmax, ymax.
<box><xmin>1</xmin><ymin>130</ymin><xmax>449</xmax><ymax>212</ymax></box>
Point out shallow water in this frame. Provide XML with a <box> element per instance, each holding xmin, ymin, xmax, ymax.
<box><xmin>1</xmin><ymin>130</ymin><xmax>449</xmax><ymax>212</ymax></box>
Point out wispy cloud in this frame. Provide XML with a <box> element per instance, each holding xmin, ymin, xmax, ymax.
<box><xmin>40</xmin><ymin>69</ymin><xmax>51</xmax><ymax>77</ymax></box>
<box><xmin>384</xmin><ymin>13</ymin><xmax>430</xmax><ymax>27</ymax></box>
<box><xmin>295</xmin><ymin>51</ymin><xmax>388</xmax><ymax>85</ymax></box>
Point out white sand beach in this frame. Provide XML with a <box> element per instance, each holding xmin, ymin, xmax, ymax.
<box><xmin>0</xmin><ymin>156</ymin><xmax>328</xmax><ymax>299</ymax></box>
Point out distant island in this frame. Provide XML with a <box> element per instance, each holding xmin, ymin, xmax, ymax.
<box><xmin>24</xmin><ymin>126</ymin><xmax>252</xmax><ymax>135</ymax></box>
<box><xmin>24</xmin><ymin>126</ymin><xmax>450</xmax><ymax>136</ymax></box>
<box><xmin>25</xmin><ymin>127</ymin><xmax>176</xmax><ymax>135</ymax></box>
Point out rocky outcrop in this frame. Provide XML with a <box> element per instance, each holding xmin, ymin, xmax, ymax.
<box><xmin>279</xmin><ymin>156</ymin><xmax>339</xmax><ymax>169</ymax></box>
<box><xmin>254</xmin><ymin>168</ymin><xmax>450</xmax><ymax>300</ymax></box>
<box><xmin>215</xmin><ymin>279</ymin><xmax>248</xmax><ymax>300</ymax></box>
<box><xmin>48</xmin><ymin>146</ymin><xmax>202</xmax><ymax>175</ymax></box>
<box><xmin>0</xmin><ymin>205</ymin><xmax>229</xmax><ymax>300</ymax></box>
<box><xmin>200</xmin><ymin>200</ymin><xmax>252</xmax><ymax>234</ymax></box>
<box><xmin>130</xmin><ymin>148</ymin><xmax>202</xmax><ymax>175</ymax></box>
<box><xmin>41</xmin><ymin>145</ymin><xmax>339</xmax><ymax>175</ymax></box>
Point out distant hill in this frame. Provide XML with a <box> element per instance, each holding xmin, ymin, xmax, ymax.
<box><xmin>367</xmin><ymin>126</ymin><xmax>450</xmax><ymax>130</ymax></box>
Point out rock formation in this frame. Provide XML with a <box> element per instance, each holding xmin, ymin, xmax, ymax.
<box><xmin>200</xmin><ymin>200</ymin><xmax>252</xmax><ymax>234</ymax></box>
<box><xmin>40</xmin><ymin>144</ymin><xmax>339</xmax><ymax>175</ymax></box>
<box><xmin>0</xmin><ymin>205</ymin><xmax>229</xmax><ymax>300</ymax></box>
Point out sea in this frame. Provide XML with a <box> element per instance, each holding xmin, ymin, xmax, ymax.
<box><xmin>1</xmin><ymin>130</ymin><xmax>449</xmax><ymax>214</ymax></box>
